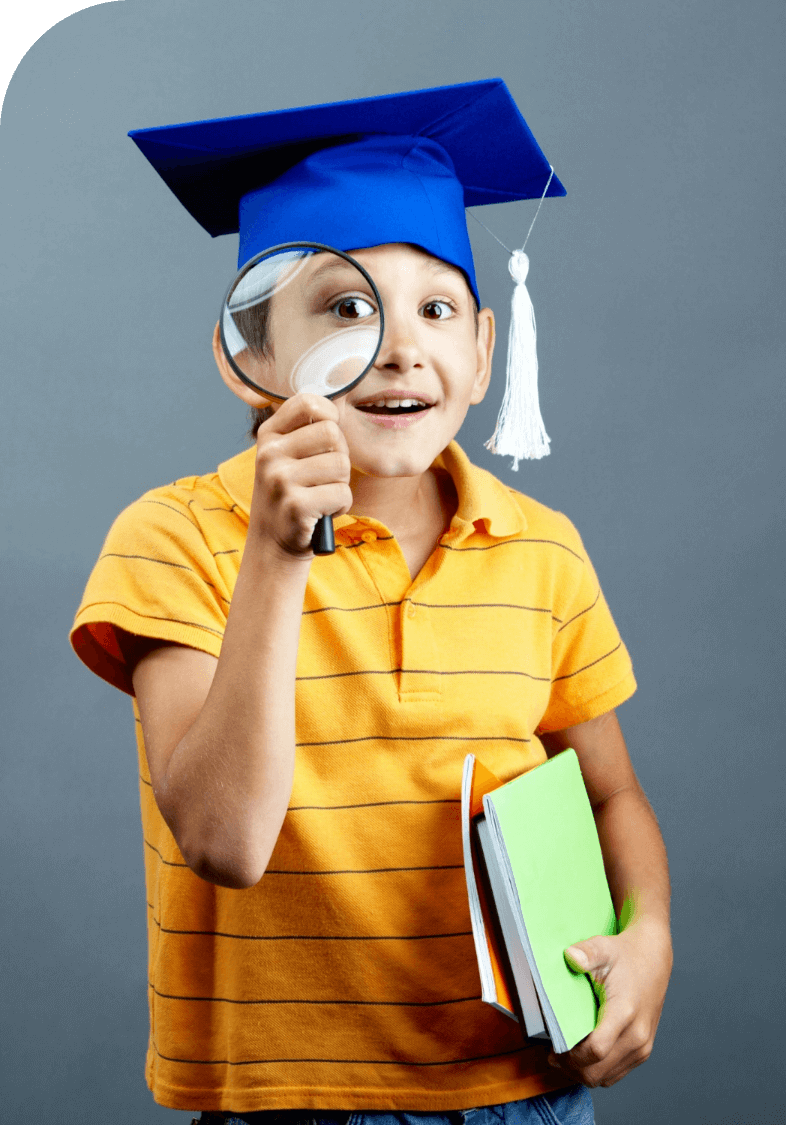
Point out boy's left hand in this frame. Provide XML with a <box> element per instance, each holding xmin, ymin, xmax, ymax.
<box><xmin>547</xmin><ymin>918</ymin><xmax>673</xmax><ymax>1087</ymax></box>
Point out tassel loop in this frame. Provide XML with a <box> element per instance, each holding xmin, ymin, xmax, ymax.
<box><xmin>508</xmin><ymin>248</ymin><xmax>530</xmax><ymax>286</ymax></box>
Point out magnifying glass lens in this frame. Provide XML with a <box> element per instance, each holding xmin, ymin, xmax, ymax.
<box><xmin>221</xmin><ymin>245</ymin><xmax>382</xmax><ymax>401</ymax></box>
<box><xmin>220</xmin><ymin>243</ymin><xmax>385</xmax><ymax>556</ymax></box>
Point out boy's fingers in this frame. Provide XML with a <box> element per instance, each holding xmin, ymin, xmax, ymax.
<box><xmin>548</xmin><ymin>975</ymin><xmax>647</xmax><ymax>1086</ymax></box>
<box><xmin>268</xmin><ymin>418</ymin><xmax>349</xmax><ymax>461</ymax></box>
<box><xmin>549</xmin><ymin>1017</ymin><xmax>651</xmax><ymax>1088</ymax></box>
<box><xmin>286</xmin><ymin>450</ymin><xmax>352</xmax><ymax>489</ymax></box>
<box><xmin>261</xmin><ymin>393</ymin><xmax>340</xmax><ymax>436</ymax></box>
<box><xmin>564</xmin><ymin>936</ymin><xmax>615</xmax><ymax>977</ymax></box>
<box><xmin>304</xmin><ymin>482</ymin><xmax>354</xmax><ymax>519</ymax></box>
<box><xmin>281</xmin><ymin>485</ymin><xmax>354</xmax><ymax>551</ymax></box>
<box><xmin>566</xmin><ymin>1000</ymin><xmax>635</xmax><ymax>1069</ymax></box>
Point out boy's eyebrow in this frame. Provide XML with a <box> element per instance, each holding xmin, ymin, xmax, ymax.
<box><xmin>421</xmin><ymin>257</ymin><xmax>474</xmax><ymax>295</ymax></box>
<box><xmin>305</xmin><ymin>258</ymin><xmax>363</xmax><ymax>284</ymax></box>
<box><xmin>422</xmin><ymin>257</ymin><xmax>462</xmax><ymax>277</ymax></box>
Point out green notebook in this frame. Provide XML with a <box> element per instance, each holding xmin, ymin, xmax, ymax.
<box><xmin>478</xmin><ymin>749</ymin><xmax>617</xmax><ymax>1053</ymax></box>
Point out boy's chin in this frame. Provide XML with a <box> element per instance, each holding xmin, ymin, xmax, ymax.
<box><xmin>350</xmin><ymin>447</ymin><xmax>445</xmax><ymax>480</ymax></box>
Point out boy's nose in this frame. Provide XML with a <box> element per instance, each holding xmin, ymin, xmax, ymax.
<box><xmin>373</xmin><ymin>327</ymin><xmax>424</xmax><ymax>374</ymax></box>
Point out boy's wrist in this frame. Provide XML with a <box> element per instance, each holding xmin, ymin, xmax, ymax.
<box><xmin>243</xmin><ymin>528</ymin><xmax>316</xmax><ymax>579</ymax></box>
<box><xmin>619</xmin><ymin>910</ymin><xmax>672</xmax><ymax>954</ymax></box>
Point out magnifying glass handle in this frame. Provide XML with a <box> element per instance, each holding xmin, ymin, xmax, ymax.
<box><xmin>311</xmin><ymin>514</ymin><xmax>335</xmax><ymax>555</ymax></box>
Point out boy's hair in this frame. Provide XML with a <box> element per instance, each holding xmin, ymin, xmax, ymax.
<box><xmin>247</xmin><ymin>261</ymin><xmax>480</xmax><ymax>438</ymax></box>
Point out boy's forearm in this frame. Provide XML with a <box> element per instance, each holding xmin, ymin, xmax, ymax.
<box><xmin>161</xmin><ymin>537</ymin><xmax>311</xmax><ymax>888</ymax></box>
<box><xmin>593</xmin><ymin>784</ymin><xmax>671</xmax><ymax>937</ymax></box>
<box><xmin>542</xmin><ymin>712</ymin><xmax>671</xmax><ymax>939</ymax></box>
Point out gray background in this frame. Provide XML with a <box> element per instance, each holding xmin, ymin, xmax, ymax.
<box><xmin>1</xmin><ymin>0</ymin><xmax>783</xmax><ymax>1121</ymax></box>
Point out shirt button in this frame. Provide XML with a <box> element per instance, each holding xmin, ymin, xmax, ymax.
<box><xmin>360</xmin><ymin>530</ymin><xmax>377</xmax><ymax>543</ymax></box>
<box><xmin>407</xmin><ymin>602</ymin><xmax>416</xmax><ymax>618</ymax></box>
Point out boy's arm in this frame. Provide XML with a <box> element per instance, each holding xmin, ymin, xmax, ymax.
<box><xmin>132</xmin><ymin>394</ymin><xmax>352</xmax><ymax>890</ymax></box>
<box><xmin>540</xmin><ymin>710</ymin><xmax>673</xmax><ymax>1087</ymax></box>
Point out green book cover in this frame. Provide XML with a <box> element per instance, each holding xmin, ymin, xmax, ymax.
<box><xmin>483</xmin><ymin>749</ymin><xmax>617</xmax><ymax>1052</ymax></box>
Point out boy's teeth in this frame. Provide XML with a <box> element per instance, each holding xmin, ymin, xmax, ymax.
<box><xmin>356</xmin><ymin>397</ymin><xmax>431</xmax><ymax>414</ymax></box>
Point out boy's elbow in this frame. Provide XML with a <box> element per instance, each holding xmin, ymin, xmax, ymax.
<box><xmin>154</xmin><ymin>781</ymin><xmax>283</xmax><ymax>889</ymax></box>
<box><xmin>188</xmin><ymin>850</ymin><xmax>265</xmax><ymax>889</ymax></box>
<box><xmin>168</xmin><ymin>810</ymin><xmax>270</xmax><ymax>889</ymax></box>
<box><xmin>154</xmin><ymin>783</ymin><xmax>273</xmax><ymax>886</ymax></box>
<box><xmin>182</xmin><ymin>833</ymin><xmax>269</xmax><ymax>888</ymax></box>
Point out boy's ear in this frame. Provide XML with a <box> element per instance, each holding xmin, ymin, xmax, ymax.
<box><xmin>470</xmin><ymin>307</ymin><xmax>495</xmax><ymax>405</ymax></box>
<box><xmin>211</xmin><ymin>322</ymin><xmax>275</xmax><ymax>409</ymax></box>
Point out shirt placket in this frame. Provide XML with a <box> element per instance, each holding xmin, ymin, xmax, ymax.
<box><xmin>340</xmin><ymin>520</ymin><xmax>443</xmax><ymax>703</ymax></box>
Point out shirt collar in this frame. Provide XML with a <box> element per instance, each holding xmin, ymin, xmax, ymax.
<box><xmin>217</xmin><ymin>439</ymin><xmax>526</xmax><ymax>542</ymax></box>
<box><xmin>433</xmin><ymin>441</ymin><xmax>526</xmax><ymax>543</ymax></box>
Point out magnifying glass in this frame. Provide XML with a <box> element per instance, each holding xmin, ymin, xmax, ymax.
<box><xmin>220</xmin><ymin>242</ymin><xmax>385</xmax><ymax>555</ymax></box>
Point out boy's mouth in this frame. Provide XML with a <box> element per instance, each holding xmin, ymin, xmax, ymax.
<box><xmin>353</xmin><ymin>393</ymin><xmax>434</xmax><ymax>416</ymax></box>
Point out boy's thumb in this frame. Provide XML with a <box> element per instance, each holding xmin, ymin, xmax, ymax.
<box><xmin>564</xmin><ymin>938</ymin><xmax>609</xmax><ymax>975</ymax></box>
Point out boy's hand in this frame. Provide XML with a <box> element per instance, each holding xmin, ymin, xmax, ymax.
<box><xmin>547</xmin><ymin>918</ymin><xmax>673</xmax><ymax>1087</ymax></box>
<box><xmin>250</xmin><ymin>393</ymin><xmax>353</xmax><ymax>559</ymax></box>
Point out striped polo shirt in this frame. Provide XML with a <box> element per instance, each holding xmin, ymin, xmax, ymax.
<box><xmin>71</xmin><ymin>440</ymin><xmax>635</xmax><ymax>1114</ymax></box>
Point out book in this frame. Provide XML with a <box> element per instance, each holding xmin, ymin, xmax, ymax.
<box><xmin>461</xmin><ymin>750</ymin><xmax>618</xmax><ymax>1053</ymax></box>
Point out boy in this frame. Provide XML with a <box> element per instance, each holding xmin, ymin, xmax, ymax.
<box><xmin>71</xmin><ymin>80</ymin><xmax>672</xmax><ymax>1123</ymax></box>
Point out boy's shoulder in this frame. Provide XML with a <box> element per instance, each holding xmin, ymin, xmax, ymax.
<box><xmin>452</xmin><ymin>444</ymin><xmax>589</xmax><ymax>562</ymax></box>
<box><xmin>110</xmin><ymin>448</ymin><xmax>254</xmax><ymax>540</ymax></box>
<box><xmin>505</xmin><ymin>484</ymin><xmax>588</xmax><ymax>558</ymax></box>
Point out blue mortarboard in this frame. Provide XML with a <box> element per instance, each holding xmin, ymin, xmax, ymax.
<box><xmin>129</xmin><ymin>78</ymin><xmax>564</xmax><ymax>306</ymax></box>
<box><xmin>130</xmin><ymin>79</ymin><xmax>565</xmax><ymax>465</ymax></box>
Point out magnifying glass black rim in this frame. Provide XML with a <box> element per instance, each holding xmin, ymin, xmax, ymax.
<box><xmin>219</xmin><ymin>241</ymin><xmax>386</xmax><ymax>404</ymax></box>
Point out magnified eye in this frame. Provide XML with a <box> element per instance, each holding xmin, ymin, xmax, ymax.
<box><xmin>421</xmin><ymin>301</ymin><xmax>454</xmax><ymax>320</ymax></box>
<box><xmin>332</xmin><ymin>296</ymin><xmax>376</xmax><ymax>320</ymax></box>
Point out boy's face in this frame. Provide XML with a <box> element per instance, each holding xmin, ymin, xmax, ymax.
<box><xmin>217</xmin><ymin>242</ymin><xmax>495</xmax><ymax>480</ymax></box>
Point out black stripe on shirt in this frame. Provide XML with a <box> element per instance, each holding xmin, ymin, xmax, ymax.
<box><xmin>302</xmin><ymin>599</ymin><xmax>557</xmax><ymax>618</ymax></box>
<box><xmin>189</xmin><ymin>500</ymin><xmax>241</xmax><ymax>515</ymax></box>
<box><xmin>288</xmin><ymin>798</ymin><xmax>461</xmax><ymax>811</ymax></box>
<box><xmin>78</xmin><ymin>599</ymin><xmax>224</xmax><ymax>639</ymax></box>
<box><xmin>149</xmin><ymin>917</ymin><xmax>473</xmax><ymax>942</ymax></box>
<box><xmin>414</xmin><ymin>600</ymin><xmax>554</xmax><ymax>614</ymax></box>
<box><xmin>295</xmin><ymin>735</ymin><xmax>530</xmax><ymax>749</ymax></box>
<box><xmin>138</xmin><ymin>498</ymin><xmax>199</xmax><ymax>528</ymax></box>
<box><xmin>303</xmin><ymin>601</ymin><xmax>401</xmax><ymax>615</ymax></box>
<box><xmin>556</xmin><ymin>587</ymin><xmax>601</xmax><ymax>633</ymax></box>
<box><xmin>147</xmin><ymin>982</ymin><xmax>481</xmax><ymax>1007</ymax></box>
<box><xmin>552</xmin><ymin>641</ymin><xmax>622</xmax><ymax>681</ymax></box>
<box><xmin>97</xmin><ymin>553</ymin><xmax>230</xmax><ymax>605</ymax></box>
<box><xmin>143</xmin><ymin>841</ymin><xmax>462</xmax><ymax>877</ymax></box>
<box><xmin>296</xmin><ymin>668</ymin><xmax>550</xmax><ymax>683</ymax></box>
<box><xmin>264</xmin><ymin>864</ymin><xmax>464</xmax><ymax>875</ymax></box>
<box><xmin>144</xmin><ymin>839</ymin><xmax>188</xmax><ymax>867</ymax></box>
<box><xmin>149</xmin><ymin>1038</ymin><xmax>526</xmax><ymax>1068</ymax></box>
<box><xmin>337</xmin><ymin>536</ymin><xmax>396</xmax><ymax>550</ymax></box>
<box><xmin>439</xmin><ymin>537</ymin><xmax>584</xmax><ymax>561</ymax></box>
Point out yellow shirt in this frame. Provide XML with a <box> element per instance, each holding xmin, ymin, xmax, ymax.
<box><xmin>71</xmin><ymin>440</ymin><xmax>635</xmax><ymax>1114</ymax></box>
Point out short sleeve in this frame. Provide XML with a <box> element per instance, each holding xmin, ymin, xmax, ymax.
<box><xmin>71</xmin><ymin>490</ymin><xmax>234</xmax><ymax>695</ymax></box>
<box><xmin>538</xmin><ymin>515</ymin><xmax>636</xmax><ymax>732</ymax></box>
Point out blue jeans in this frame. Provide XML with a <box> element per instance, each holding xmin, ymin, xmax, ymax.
<box><xmin>195</xmin><ymin>1088</ymin><xmax>594</xmax><ymax>1125</ymax></box>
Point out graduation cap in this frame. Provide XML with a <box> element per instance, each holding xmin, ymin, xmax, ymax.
<box><xmin>130</xmin><ymin>78</ymin><xmax>565</xmax><ymax>465</ymax></box>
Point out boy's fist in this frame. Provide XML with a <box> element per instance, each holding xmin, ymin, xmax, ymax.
<box><xmin>547</xmin><ymin>920</ymin><xmax>672</xmax><ymax>1088</ymax></box>
<box><xmin>250</xmin><ymin>394</ymin><xmax>353</xmax><ymax>559</ymax></box>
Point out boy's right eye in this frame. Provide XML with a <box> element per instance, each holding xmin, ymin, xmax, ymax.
<box><xmin>331</xmin><ymin>296</ymin><xmax>376</xmax><ymax>320</ymax></box>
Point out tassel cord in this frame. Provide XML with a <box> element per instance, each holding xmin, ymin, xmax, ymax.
<box><xmin>470</xmin><ymin>167</ymin><xmax>555</xmax><ymax>468</ymax></box>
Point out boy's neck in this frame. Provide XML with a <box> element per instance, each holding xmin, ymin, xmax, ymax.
<box><xmin>348</xmin><ymin>466</ymin><xmax>458</xmax><ymax>576</ymax></box>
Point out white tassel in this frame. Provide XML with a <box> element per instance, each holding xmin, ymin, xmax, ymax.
<box><xmin>485</xmin><ymin>249</ymin><xmax>550</xmax><ymax>469</ymax></box>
